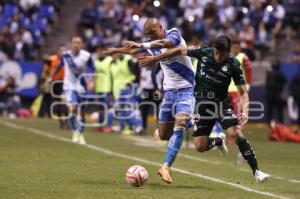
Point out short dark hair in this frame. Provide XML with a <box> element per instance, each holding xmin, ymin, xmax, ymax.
<box><xmin>214</xmin><ymin>35</ymin><xmax>231</xmax><ymax>52</ymax></box>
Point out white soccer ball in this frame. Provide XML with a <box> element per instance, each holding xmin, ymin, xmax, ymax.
<box><xmin>126</xmin><ymin>165</ymin><xmax>148</xmax><ymax>187</ymax></box>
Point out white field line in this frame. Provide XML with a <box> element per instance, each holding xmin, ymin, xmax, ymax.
<box><xmin>123</xmin><ymin>136</ymin><xmax>222</xmax><ymax>165</ymax></box>
<box><xmin>124</xmin><ymin>134</ymin><xmax>300</xmax><ymax>184</ymax></box>
<box><xmin>0</xmin><ymin>121</ymin><xmax>292</xmax><ymax>199</ymax></box>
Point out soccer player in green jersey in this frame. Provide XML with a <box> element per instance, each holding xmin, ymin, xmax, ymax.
<box><xmin>140</xmin><ymin>35</ymin><xmax>269</xmax><ymax>182</ymax></box>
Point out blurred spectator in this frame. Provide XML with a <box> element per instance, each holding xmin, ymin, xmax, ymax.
<box><xmin>116</xmin><ymin>83</ymin><xmax>143</xmax><ymax>135</ymax></box>
<box><xmin>0</xmin><ymin>30</ymin><xmax>15</xmax><ymax>59</ymax></box>
<box><xmin>263</xmin><ymin>0</ymin><xmax>285</xmax><ymax>36</ymax></box>
<box><xmin>19</xmin><ymin>0</ymin><xmax>41</xmax><ymax>11</ymax></box>
<box><xmin>109</xmin><ymin>54</ymin><xmax>140</xmax><ymax>133</ymax></box>
<box><xmin>215</xmin><ymin>22</ymin><xmax>236</xmax><ymax>39</ymax></box>
<box><xmin>229</xmin><ymin>40</ymin><xmax>252</xmax><ymax>114</ymax></box>
<box><xmin>231</xmin><ymin>40</ymin><xmax>252</xmax><ymax>91</ymax></box>
<box><xmin>249</xmin><ymin>0</ymin><xmax>265</xmax><ymax>32</ymax></box>
<box><xmin>164</xmin><ymin>0</ymin><xmax>180</xmax><ymax>27</ymax></box>
<box><xmin>218</xmin><ymin>0</ymin><xmax>236</xmax><ymax>26</ymax></box>
<box><xmin>290</xmin><ymin>69</ymin><xmax>300</xmax><ymax>131</ymax></box>
<box><xmin>47</xmin><ymin>44</ymin><xmax>69</xmax><ymax>128</ymax></box>
<box><xmin>13</xmin><ymin>31</ymin><xmax>32</xmax><ymax>60</ymax></box>
<box><xmin>0</xmin><ymin>50</ymin><xmax>8</xmax><ymax>63</ymax></box>
<box><xmin>180</xmin><ymin>0</ymin><xmax>205</xmax><ymax>21</ymax></box>
<box><xmin>258</xmin><ymin>0</ymin><xmax>285</xmax><ymax>48</ymax></box>
<box><xmin>86</xmin><ymin>24</ymin><xmax>106</xmax><ymax>52</ymax></box>
<box><xmin>79</xmin><ymin>0</ymin><xmax>97</xmax><ymax>29</ymax></box>
<box><xmin>0</xmin><ymin>75</ymin><xmax>20</xmax><ymax>119</ymax></box>
<box><xmin>282</xmin><ymin>0</ymin><xmax>300</xmax><ymax>33</ymax></box>
<box><xmin>19</xmin><ymin>0</ymin><xmax>41</xmax><ymax>16</ymax></box>
<box><xmin>288</xmin><ymin>42</ymin><xmax>300</xmax><ymax>64</ymax></box>
<box><xmin>38</xmin><ymin>44</ymin><xmax>66</xmax><ymax>118</ymax></box>
<box><xmin>20</xmin><ymin>27</ymin><xmax>33</xmax><ymax>46</ymax></box>
<box><xmin>265</xmin><ymin>62</ymin><xmax>286</xmax><ymax>125</ymax></box>
<box><xmin>239</xmin><ymin>18</ymin><xmax>256</xmax><ymax>60</ymax></box>
<box><xmin>94</xmin><ymin>45</ymin><xmax>114</xmax><ymax>132</ymax></box>
<box><xmin>0</xmin><ymin>1</ymin><xmax>63</xmax><ymax>61</ymax></box>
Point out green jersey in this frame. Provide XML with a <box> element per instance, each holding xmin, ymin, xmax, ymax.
<box><xmin>187</xmin><ymin>46</ymin><xmax>245</xmax><ymax>101</ymax></box>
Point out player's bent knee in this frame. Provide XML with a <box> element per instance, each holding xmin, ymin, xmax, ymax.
<box><xmin>194</xmin><ymin>143</ymin><xmax>206</xmax><ymax>152</ymax></box>
<box><xmin>175</xmin><ymin>114</ymin><xmax>190</xmax><ymax>127</ymax></box>
<box><xmin>68</xmin><ymin>104</ymin><xmax>76</xmax><ymax>113</ymax></box>
<box><xmin>227</xmin><ymin>126</ymin><xmax>242</xmax><ymax>139</ymax></box>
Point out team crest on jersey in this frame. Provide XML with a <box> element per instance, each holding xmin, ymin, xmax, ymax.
<box><xmin>222</xmin><ymin>65</ymin><xmax>228</xmax><ymax>72</ymax></box>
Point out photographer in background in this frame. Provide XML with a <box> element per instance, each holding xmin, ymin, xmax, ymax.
<box><xmin>265</xmin><ymin>62</ymin><xmax>286</xmax><ymax>125</ymax></box>
<box><xmin>0</xmin><ymin>75</ymin><xmax>21</xmax><ymax>119</ymax></box>
<box><xmin>290</xmin><ymin>69</ymin><xmax>300</xmax><ymax>132</ymax></box>
<box><xmin>39</xmin><ymin>45</ymin><xmax>69</xmax><ymax>129</ymax></box>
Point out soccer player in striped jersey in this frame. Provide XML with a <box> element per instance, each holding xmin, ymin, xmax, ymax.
<box><xmin>105</xmin><ymin>18</ymin><xmax>198</xmax><ymax>184</ymax></box>
<box><xmin>54</xmin><ymin>36</ymin><xmax>95</xmax><ymax>145</ymax></box>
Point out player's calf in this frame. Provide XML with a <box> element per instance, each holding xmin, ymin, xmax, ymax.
<box><xmin>228</xmin><ymin>126</ymin><xmax>269</xmax><ymax>182</ymax></box>
<box><xmin>193</xmin><ymin>135</ymin><xmax>224</xmax><ymax>153</ymax></box>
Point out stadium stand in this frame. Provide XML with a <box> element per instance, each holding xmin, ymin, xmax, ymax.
<box><xmin>0</xmin><ymin>0</ymin><xmax>300</xmax><ymax>128</ymax></box>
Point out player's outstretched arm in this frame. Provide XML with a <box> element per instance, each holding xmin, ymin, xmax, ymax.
<box><xmin>122</xmin><ymin>39</ymin><xmax>176</xmax><ymax>49</ymax></box>
<box><xmin>237</xmin><ymin>85</ymin><xmax>249</xmax><ymax>126</ymax></box>
<box><xmin>103</xmin><ymin>47</ymin><xmax>140</xmax><ymax>55</ymax></box>
<box><xmin>139</xmin><ymin>47</ymin><xmax>187</xmax><ymax>67</ymax></box>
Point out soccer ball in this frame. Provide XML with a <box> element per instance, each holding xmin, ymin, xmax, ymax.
<box><xmin>126</xmin><ymin>165</ymin><xmax>148</xmax><ymax>187</ymax></box>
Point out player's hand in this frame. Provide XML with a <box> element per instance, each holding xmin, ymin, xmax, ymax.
<box><xmin>103</xmin><ymin>47</ymin><xmax>118</xmax><ymax>55</ymax></box>
<box><xmin>122</xmin><ymin>40</ymin><xmax>142</xmax><ymax>48</ymax></box>
<box><xmin>154</xmin><ymin>90</ymin><xmax>163</xmax><ymax>100</ymax></box>
<box><xmin>239</xmin><ymin>112</ymin><xmax>248</xmax><ymax>126</ymax></box>
<box><xmin>139</xmin><ymin>56</ymin><xmax>156</xmax><ymax>67</ymax></box>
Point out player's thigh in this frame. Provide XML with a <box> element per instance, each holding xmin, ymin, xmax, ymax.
<box><xmin>193</xmin><ymin>102</ymin><xmax>218</xmax><ymax>137</ymax></box>
<box><xmin>219</xmin><ymin>97</ymin><xmax>240</xmax><ymax>138</ymax></box>
<box><xmin>227</xmin><ymin>125</ymin><xmax>243</xmax><ymax>139</ymax></box>
<box><xmin>158</xmin><ymin>122</ymin><xmax>175</xmax><ymax>140</ymax></box>
<box><xmin>158</xmin><ymin>92</ymin><xmax>175</xmax><ymax>124</ymax></box>
<box><xmin>65</xmin><ymin>90</ymin><xmax>80</xmax><ymax>113</ymax></box>
<box><xmin>174</xmin><ymin>88</ymin><xmax>195</xmax><ymax>126</ymax></box>
<box><xmin>193</xmin><ymin>136</ymin><xmax>210</xmax><ymax>152</ymax></box>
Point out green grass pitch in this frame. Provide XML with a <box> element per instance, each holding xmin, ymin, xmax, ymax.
<box><xmin>0</xmin><ymin>118</ymin><xmax>299</xmax><ymax>199</ymax></box>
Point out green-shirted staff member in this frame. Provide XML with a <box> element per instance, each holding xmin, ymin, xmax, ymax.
<box><xmin>94</xmin><ymin>46</ymin><xmax>114</xmax><ymax>132</ymax></box>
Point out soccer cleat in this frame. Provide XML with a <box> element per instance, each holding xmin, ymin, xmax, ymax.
<box><xmin>72</xmin><ymin>131</ymin><xmax>80</xmax><ymax>143</ymax></box>
<box><xmin>78</xmin><ymin>134</ymin><xmax>86</xmax><ymax>145</ymax></box>
<box><xmin>255</xmin><ymin>170</ymin><xmax>270</xmax><ymax>183</ymax></box>
<box><xmin>158</xmin><ymin>166</ymin><xmax>172</xmax><ymax>184</ymax></box>
<box><xmin>134</xmin><ymin>126</ymin><xmax>144</xmax><ymax>134</ymax></box>
<box><xmin>217</xmin><ymin>133</ymin><xmax>228</xmax><ymax>156</ymax></box>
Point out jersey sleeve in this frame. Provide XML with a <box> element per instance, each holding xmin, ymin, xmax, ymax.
<box><xmin>232</xmin><ymin>60</ymin><xmax>246</xmax><ymax>86</ymax></box>
<box><xmin>165</xmin><ymin>30</ymin><xmax>181</xmax><ymax>46</ymax></box>
<box><xmin>87</xmin><ymin>55</ymin><xmax>96</xmax><ymax>73</ymax></box>
<box><xmin>187</xmin><ymin>46</ymin><xmax>203</xmax><ymax>59</ymax></box>
<box><xmin>57</xmin><ymin>56</ymin><xmax>64</xmax><ymax>69</ymax></box>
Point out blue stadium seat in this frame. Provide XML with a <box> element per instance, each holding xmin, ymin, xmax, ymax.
<box><xmin>0</xmin><ymin>18</ymin><xmax>5</xmax><ymax>31</ymax></box>
<box><xmin>38</xmin><ymin>4</ymin><xmax>55</xmax><ymax>21</ymax></box>
<box><xmin>31</xmin><ymin>29</ymin><xmax>42</xmax><ymax>45</ymax></box>
<box><xmin>19</xmin><ymin>15</ymin><xmax>31</xmax><ymax>29</ymax></box>
<box><xmin>3</xmin><ymin>3</ymin><xmax>19</xmax><ymax>18</ymax></box>
<box><xmin>31</xmin><ymin>18</ymin><xmax>48</xmax><ymax>33</ymax></box>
